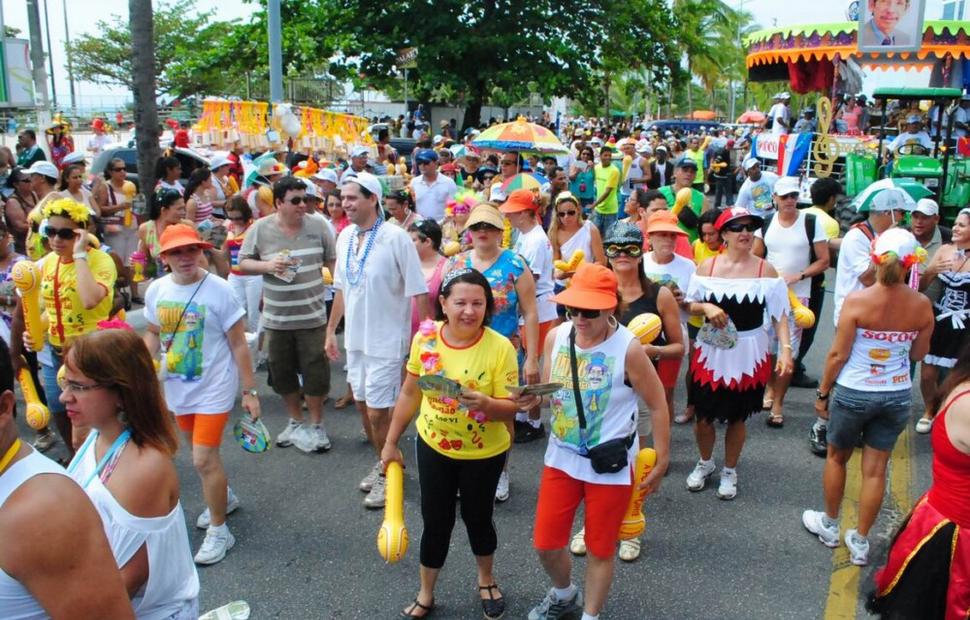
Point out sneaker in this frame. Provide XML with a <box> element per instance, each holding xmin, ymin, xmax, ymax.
<box><xmin>801</xmin><ymin>510</ymin><xmax>840</xmax><ymax>548</ymax></box>
<box><xmin>527</xmin><ymin>587</ymin><xmax>583</xmax><ymax>620</ymax></box>
<box><xmin>809</xmin><ymin>423</ymin><xmax>828</xmax><ymax>457</ymax></box>
<box><xmin>196</xmin><ymin>487</ymin><xmax>240</xmax><ymax>529</ymax></box>
<box><xmin>915</xmin><ymin>417</ymin><xmax>933</xmax><ymax>434</ymax></box>
<box><xmin>495</xmin><ymin>471</ymin><xmax>510</xmax><ymax>502</ymax></box>
<box><xmin>32</xmin><ymin>428</ymin><xmax>58</xmax><ymax>453</ymax></box>
<box><xmin>716</xmin><ymin>470</ymin><xmax>737</xmax><ymax>500</ymax></box>
<box><xmin>686</xmin><ymin>460</ymin><xmax>716</xmax><ymax>492</ymax></box>
<box><xmin>310</xmin><ymin>424</ymin><xmax>332</xmax><ymax>452</ymax></box>
<box><xmin>618</xmin><ymin>538</ymin><xmax>641</xmax><ymax>562</ymax></box>
<box><xmin>844</xmin><ymin>529</ymin><xmax>870</xmax><ymax>566</ymax></box>
<box><xmin>569</xmin><ymin>528</ymin><xmax>587</xmax><ymax>556</ymax></box>
<box><xmin>514</xmin><ymin>421</ymin><xmax>546</xmax><ymax>444</ymax></box>
<box><xmin>194</xmin><ymin>526</ymin><xmax>236</xmax><ymax>565</ymax></box>
<box><xmin>276</xmin><ymin>419</ymin><xmax>302</xmax><ymax>448</ymax></box>
<box><xmin>359</xmin><ymin>462</ymin><xmax>381</xmax><ymax>492</ymax></box>
<box><xmin>363</xmin><ymin>474</ymin><xmax>386</xmax><ymax>509</ymax></box>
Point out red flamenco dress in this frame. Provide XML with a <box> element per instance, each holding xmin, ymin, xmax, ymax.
<box><xmin>868</xmin><ymin>389</ymin><xmax>970</xmax><ymax>620</ymax></box>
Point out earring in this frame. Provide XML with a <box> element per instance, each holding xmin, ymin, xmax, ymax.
<box><xmin>117</xmin><ymin>408</ymin><xmax>128</xmax><ymax>426</ymax></box>
<box><xmin>607</xmin><ymin>315</ymin><xmax>619</xmax><ymax>329</ymax></box>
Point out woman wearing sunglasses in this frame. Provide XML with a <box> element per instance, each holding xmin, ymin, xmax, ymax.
<box><xmin>446</xmin><ymin>203</ymin><xmax>540</xmax><ymax>502</ymax></box>
<box><xmin>62</xmin><ymin>326</ymin><xmax>199</xmax><ymax>618</ymax></box>
<box><xmin>549</xmin><ymin>191</ymin><xmax>607</xmax><ymax>293</ymax></box>
<box><xmin>12</xmin><ymin>198</ymin><xmax>117</xmax><ymax>456</ymax></box>
<box><xmin>568</xmin><ymin>146</ymin><xmax>597</xmax><ymax>213</ymax></box>
<box><xmin>521</xmin><ymin>262</ymin><xmax>669</xmax><ymax>620</ymax></box>
<box><xmin>684</xmin><ymin>207</ymin><xmax>792</xmax><ymax>500</ymax></box>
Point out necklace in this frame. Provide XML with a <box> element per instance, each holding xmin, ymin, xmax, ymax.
<box><xmin>345</xmin><ymin>218</ymin><xmax>382</xmax><ymax>287</ymax></box>
<box><xmin>0</xmin><ymin>439</ymin><xmax>22</xmax><ymax>474</ymax></box>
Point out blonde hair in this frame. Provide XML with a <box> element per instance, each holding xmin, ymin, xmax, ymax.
<box><xmin>548</xmin><ymin>194</ymin><xmax>585</xmax><ymax>252</ymax></box>
<box><xmin>875</xmin><ymin>252</ymin><xmax>906</xmax><ymax>285</ymax></box>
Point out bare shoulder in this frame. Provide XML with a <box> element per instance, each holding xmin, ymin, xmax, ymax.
<box><xmin>696</xmin><ymin>257</ymin><xmax>714</xmax><ymax>276</ymax></box>
<box><xmin>111</xmin><ymin>445</ymin><xmax>179</xmax><ymax>517</ymax></box>
<box><xmin>760</xmin><ymin>259</ymin><xmax>779</xmax><ymax>278</ymax></box>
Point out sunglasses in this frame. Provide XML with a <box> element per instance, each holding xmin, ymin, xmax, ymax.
<box><xmin>44</xmin><ymin>225</ymin><xmax>77</xmax><ymax>240</ymax></box>
<box><xmin>15</xmin><ymin>177</ymin><xmax>30</xmax><ymax>184</ymax></box>
<box><xmin>565</xmin><ymin>307</ymin><xmax>602</xmax><ymax>319</ymax></box>
<box><xmin>557</xmin><ymin>210</ymin><xmax>577</xmax><ymax>218</ymax></box>
<box><xmin>722</xmin><ymin>221</ymin><xmax>760</xmax><ymax>233</ymax></box>
<box><xmin>228</xmin><ymin>216</ymin><xmax>247</xmax><ymax>222</ymax></box>
<box><xmin>605</xmin><ymin>244</ymin><xmax>643</xmax><ymax>258</ymax></box>
<box><xmin>110</xmin><ymin>167</ymin><xmax>126</xmax><ymax>172</ymax></box>
<box><xmin>469</xmin><ymin>222</ymin><xmax>500</xmax><ymax>232</ymax></box>
<box><xmin>285</xmin><ymin>196</ymin><xmax>306</xmax><ymax>205</ymax></box>
<box><xmin>778</xmin><ymin>192</ymin><xmax>799</xmax><ymax>200</ymax></box>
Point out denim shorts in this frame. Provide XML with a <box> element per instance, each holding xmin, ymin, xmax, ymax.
<box><xmin>827</xmin><ymin>385</ymin><xmax>911</xmax><ymax>451</ymax></box>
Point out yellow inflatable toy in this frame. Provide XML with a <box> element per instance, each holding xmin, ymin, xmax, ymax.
<box><xmin>18</xmin><ymin>363</ymin><xmax>50</xmax><ymax>430</ymax></box>
<box><xmin>11</xmin><ymin>261</ymin><xmax>47</xmax><ymax>351</ymax></box>
<box><xmin>788</xmin><ymin>289</ymin><xmax>816</xmax><ymax>329</ymax></box>
<box><xmin>627</xmin><ymin>313</ymin><xmax>663</xmax><ymax>345</ymax></box>
<box><xmin>442</xmin><ymin>240</ymin><xmax>461</xmax><ymax>257</ymax></box>
<box><xmin>619</xmin><ymin>448</ymin><xmax>657</xmax><ymax>540</ymax></box>
<box><xmin>321</xmin><ymin>266</ymin><xmax>333</xmax><ymax>285</ymax></box>
<box><xmin>671</xmin><ymin>187</ymin><xmax>694</xmax><ymax>216</ymax></box>
<box><xmin>553</xmin><ymin>249</ymin><xmax>585</xmax><ymax>274</ymax></box>
<box><xmin>377</xmin><ymin>461</ymin><xmax>408</xmax><ymax>564</ymax></box>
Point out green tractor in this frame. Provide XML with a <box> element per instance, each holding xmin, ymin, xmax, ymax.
<box><xmin>870</xmin><ymin>87</ymin><xmax>969</xmax><ymax>224</ymax></box>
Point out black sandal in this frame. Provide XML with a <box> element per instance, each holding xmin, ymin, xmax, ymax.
<box><xmin>478</xmin><ymin>584</ymin><xmax>506</xmax><ymax>620</ymax></box>
<box><xmin>400</xmin><ymin>598</ymin><xmax>435</xmax><ymax>619</ymax></box>
<box><xmin>766</xmin><ymin>413</ymin><xmax>785</xmax><ymax>428</ymax></box>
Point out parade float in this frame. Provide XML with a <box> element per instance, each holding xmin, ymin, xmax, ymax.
<box><xmin>744</xmin><ymin>19</ymin><xmax>970</xmax><ymax>222</ymax></box>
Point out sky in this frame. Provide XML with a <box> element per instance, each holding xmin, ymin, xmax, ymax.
<box><xmin>0</xmin><ymin>0</ymin><xmax>950</xmax><ymax>110</ymax></box>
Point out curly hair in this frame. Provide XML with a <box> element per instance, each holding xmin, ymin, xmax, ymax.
<box><xmin>42</xmin><ymin>197</ymin><xmax>89</xmax><ymax>224</ymax></box>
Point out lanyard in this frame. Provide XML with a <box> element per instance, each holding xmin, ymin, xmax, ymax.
<box><xmin>0</xmin><ymin>439</ymin><xmax>22</xmax><ymax>474</ymax></box>
<box><xmin>68</xmin><ymin>429</ymin><xmax>131</xmax><ymax>489</ymax></box>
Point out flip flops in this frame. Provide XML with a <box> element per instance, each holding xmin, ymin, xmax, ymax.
<box><xmin>198</xmin><ymin>601</ymin><xmax>250</xmax><ymax>620</ymax></box>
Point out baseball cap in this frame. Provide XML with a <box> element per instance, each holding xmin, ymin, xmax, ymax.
<box><xmin>914</xmin><ymin>198</ymin><xmax>939</xmax><ymax>216</ymax></box>
<box><xmin>342</xmin><ymin>171</ymin><xmax>383</xmax><ymax>203</ymax></box>
<box><xmin>655</xmin><ymin>145</ymin><xmax>668</xmax><ymax>154</ymax></box>
<box><xmin>499</xmin><ymin>189</ymin><xmax>539</xmax><ymax>214</ymax></box>
<box><xmin>773</xmin><ymin>176</ymin><xmax>801</xmax><ymax>196</ymax></box>
<box><xmin>550</xmin><ymin>263</ymin><xmax>619</xmax><ymax>310</ymax></box>
<box><xmin>715</xmin><ymin>206</ymin><xmax>763</xmax><ymax>231</ymax></box>
<box><xmin>351</xmin><ymin>146</ymin><xmax>370</xmax><ymax>158</ymax></box>
<box><xmin>905</xmin><ymin>114</ymin><xmax>922</xmax><ymax>124</ymax></box>
<box><xmin>440</xmin><ymin>163</ymin><xmax>459</xmax><ymax>173</ymax></box>
<box><xmin>873</xmin><ymin>228</ymin><xmax>922</xmax><ymax>263</ymax></box>
<box><xmin>159</xmin><ymin>223</ymin><xmax>212</xmax><ymax>253</ymax></box>
<box><xmin>313</xmin><ymin>168</ymin><xmax>338</xmax><ymax>184</ymax></box>
<box><xmin>414</xmin><ymin>149</ymin><xmax>439</xmax><ymax>164</ymax></box>
<box><xmin>465</xmin><ymin>204</ymin><xmax>505</xmax><ymax>230</ymax></box>
<box><xmin>61</xmin><ymin>152</ymin><xmax>86</xmax><ymax>166</ymax></box>
<box><xmin>209</xmin><ymin>153</ymin><xmax>231</xmax><ymax>170</ymax></box>
<box><xmin>302</xmin><ymin>181</ymin><xmax>321</xmax><ymax>200</ymax></box>
<box><xmin>676</xmin><ymin>158</ymin><xmax>698</xmax><ymax>170</ymax></box>
<box><xmin>742</xmin><ymin>157</ymin><xmax>761</xmax><ymax>171</ymax></box>
<box><xmin>869</xmin><ymin>188</ymin><xmax>912</xmax><ymax>212</ymax></box>
<box><xmin>779</xmin><ymin>92</ymin><xmax>791</xmax><ymax>100</ymax></box>
<box><xmin>28</xmin><ymin>161</ymin><xmax>59</xmax><ymax>180</ymax></box>
<box><xmin>635</xmin><ymin>140</ymin><xmax>652</xmax><ymax>154</ymax></box>
<box><xmin>432</xmin><ymin>135</ymin><xmax>444</xmax><ymax>146</ymax></box>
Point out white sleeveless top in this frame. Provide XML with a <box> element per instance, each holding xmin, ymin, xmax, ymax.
<box><xmin>68</xmin><ymin>432</ymin><xmax>199</xmax><ymax>620</ymax></box>
<box><xmin>836</xmin><ymin>328</ymin><xmax>917</xmax><ymax>392</ymax></box>
<box><xmin>624</xmin><ymin>155</ymin><xmax>645</xmax><ymax>191</ymax></box>
<box><xmin>545</xmin><ymin>322</ymin><xmax>639</xmax><ymax>485</ymax></box>
<box><xmin>0</xmin><ymin>448</ymin><xmax>70</xmax><ymax>620</ymax></box>
<box><xmin>555</xmin><ymin>221</ymin><xmax>594</xmax><ymax>285</ymax></box>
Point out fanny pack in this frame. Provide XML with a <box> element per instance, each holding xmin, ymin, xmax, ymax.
<box><xmin>568</xmin><ymin>326</ymin><xmax>634</xmax><ymax>474</ymax></box>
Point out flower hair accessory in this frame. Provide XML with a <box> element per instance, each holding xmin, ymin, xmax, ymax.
<box><xmin>42</xmin><ymin>197</ymin><xmax>89</xmax><ymax>224</ymax></box>
<box><xmin>870</xmin><ymin>228</ymin><xmax>928</xmax><ymax>289</ymax></box>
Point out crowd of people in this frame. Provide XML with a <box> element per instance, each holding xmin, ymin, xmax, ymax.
<box><xmin>0</xmin><ymin>109</ymin><xmax>967</xmax><ymax>620</ymax></box>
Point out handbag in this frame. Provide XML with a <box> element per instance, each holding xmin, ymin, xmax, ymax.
<box><xmin>568</xmin><ymin>326</ymin><xmax>634</xmax><ymax>474</ymax></box>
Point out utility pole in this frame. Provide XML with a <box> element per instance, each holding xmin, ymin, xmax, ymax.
<box><xmin>62</xmin><ymin>0</ymin><xmax>75</xmax><ymax>114</ymax></box>
<box><xmin>41</xmin><ymin>0</ymin><xmax>55</xmax><ymax>109</ymax></box>
<box><xmin>267</xmin><ymin>0</ymin><xmax>283</xmax><ymax>102</ymax></box>
<box><xmin>25</xmin><ymin>0</ymin><xmax>52</xmax><ymax>136</ymax></box>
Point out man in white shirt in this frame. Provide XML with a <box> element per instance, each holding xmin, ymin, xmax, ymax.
<box><xmin>888</xmin><ymin>115</ymin><xmax>934</xmax><ymax>157</ymax></box>
<box><xmin>340</xmin><ymin>146</ymin><xmax>371</xmax><ymax>183</ymax></box>
<box><xmin>409</xmin><ymin>148</ymin><xmax>457</xmax><ymax>222</ymax></box>
<box><xmin>928</xmin><ymin>97</ymin><xmax>969</xmax><ymax>140</ymax></box>
<box><xmin>326</xmin><ymin>172</ymin><xmax>430</xmax><ymax>509</ymax></box>
<box><xmin>766</xmin><ymin>93</ymin><xmax>791</xmax><ymax>135</ymax></box>
<box><xmin>735</xmin><ymin>158</ymin><xmax>779</xmax><ymax>218</ymax></box>
<box><xmin>753</xmin><ymin>176</ymin><xmax>830</xmax><ymax>429</ymax></box>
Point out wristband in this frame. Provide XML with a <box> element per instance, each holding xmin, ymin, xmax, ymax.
<box><xmin>73</xmin><ymin>252</ymin><xmax>88</xmax><ymax>261</ymax></box>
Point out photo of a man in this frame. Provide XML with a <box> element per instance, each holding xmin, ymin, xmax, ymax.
<box><xmin>858</xmin><ymin>0</ymin><xmax>925</xmax><ymax>52</ymax></box>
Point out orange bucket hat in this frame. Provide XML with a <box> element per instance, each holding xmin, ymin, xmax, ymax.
<box><xmin>550</xmin><ymin>263</ymin><xmax>618</xmax><ymax>310</ymax></box>
<box><xmin>645</xmin><ymin>210</ymin><xmax>686</xmax><ymax>236</ymax></box>
<box><xmin>159</xmin><ymin>223</ymin><xmax>212</xmax><ymax>254</ymax></box>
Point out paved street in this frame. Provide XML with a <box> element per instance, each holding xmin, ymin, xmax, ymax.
<box><xmin>22</xmin><ymin>287</ymin><xmax>932</xmax><ymax>619</ymax></box>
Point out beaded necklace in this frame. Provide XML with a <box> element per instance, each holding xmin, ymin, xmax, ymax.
<box><xmin>345</xmin><ymin>218</ymin><xmax>383</xmax><ymax>287</ymax></box>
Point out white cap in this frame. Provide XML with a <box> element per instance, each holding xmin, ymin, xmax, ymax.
<box><xmin>61</xmin><ymin>152</ymin><xmax>86</xmax><ymax>166</ymax></box>
<box><xmin>301</xmin><ymin>180</ymin><xmax>321</xmax><ymax>199</ymax></box>
<box><xmin>773</xmin><ymin>176</ymin><xmax>801</xmax><ymax>196</ymax></box>
<box><xmin>28</xmin><ymin>161</ymin><xmax>59</xmax><ymax>180</ymax></box>
<box><xmin>351</xmin><ymin>146</ymin><xmax>370</xmax><ymax>158</ymax></box>
<box><xmin>742</xmin><ymin>157</ymin><xmax>761</xmax><ymax>171</ymax></box>
<box><xmin>209</xmin><ymin>153</ymin><xmax>231</xmax><ymax>170</ymax></box>
<box><xmin>779</xmin><ymin>91</ymin><xmax>791</xmax><ymax>100</ymax></box>
<box><xmin>635</xmin><ymin>139</ymin><xmax>652</xmax><ymax>154</ymax></box>
<box><xmin>313</xmin><ymin>168</ymin><xmax>338</xmax><ymax>184</ymax></box>
<box><xmin>342</xmin><ymin>170</ymin><xmax>383</xmax><ymax>203</ymax></box>
<box><xmin>905</xmin><ymin>114</ymin><xmax>922</xmax><ymax>124</ymax></box>
<box><xmin>914</xmin><ymin>198</ymin><xmax>939</xmax><ymax>216</ymax></box>
<box><xmin>873</xmin><ymin>227</ymin><xmax>920</xmax><ymax>261</ymax></box>
<box><xmin>870</xmin><ymin>187</ymin><xmax>911</xmax><ymax>212</ymax></box>
<box><xmin>432</xmin><ymin>135</ymin><xmax>444</xmax><ymax>146</ymax></box>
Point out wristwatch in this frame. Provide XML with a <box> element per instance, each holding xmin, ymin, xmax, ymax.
<box><xmin>73</xmin><ymin>252</ymin><xmax>88</xmax><ymax>261</ymax></box>
<box><xmin>816</xmin><ymin>389</ymin><xmax>829</xmax><ymax>401</ymax></box>
<box><xmin>242</xmin><ymin>388</ymin><xmax>258</xmax><ymax>398</ymax></box>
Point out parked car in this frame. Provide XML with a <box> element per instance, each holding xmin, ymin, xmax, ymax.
<box><xmin>644</xmin><ymin>119</ymin><xmax>724</xmax><ymax>135</ymax></box>
<box><xmin>90</xmin><ymin>147</ymin><xmax>211</xmax><ymax>191</ymax></box>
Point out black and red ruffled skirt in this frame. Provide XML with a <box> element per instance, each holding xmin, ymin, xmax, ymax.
<box><xmin>689</xmin><ymin>329</ymin><xmax>772</xmax><ymax>424</ymax></box>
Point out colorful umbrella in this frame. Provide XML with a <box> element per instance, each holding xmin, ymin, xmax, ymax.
<box><xmin>472</xmin><ymin>117</ymin><xmax>568</xmax><ymax>154</ymax></box>
<box><xmin>736</xmin><ymin>110</ymin><xmax>766</xmax><ymax>124</ymax></box>
<box><xmin>500</xmin><ymin>173</ymin><xmax>542</xmax><ymax>193</ymax></box>
<box><xmin>850</xmin><ymin>178</ymin><xmax>932</xmax><ymax>212</ymax></box>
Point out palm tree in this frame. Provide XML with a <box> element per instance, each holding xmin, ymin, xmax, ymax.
<box><xmin>129</xmin><ymin>0</ymin><xmax>161</xmax><ymax>192</ymax></box>
<box><xmin>673</xmin><ymin>0</ymin><xmax>731</xmax><ymax>115</ymax></box>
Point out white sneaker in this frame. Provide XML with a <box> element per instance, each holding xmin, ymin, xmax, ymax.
<box><xmin>32</xmin><ymin>428</ymin><xmax>58</xmax><ymax>452</ymax></box>
<box><xmin>495</xmin><ymin>471</ymin><xmax>510</xmax><ymax>503</ymax></box>
<box><xmin>716</xmin><ymin>470</ymin><xmax>738</xmax><ymax>500</ymax></box>
<box><xmin>801</xmin><ymin>510</ymin><xmax>840</xmax><ymax>548</ymax></box>
<box><xmin>915</xmin><ymin>417</ymin><xmax>933</xmax><ymax>434</ymax></box>
<box><xmin>196</xmin><ymin>487</ymin><xmax>240</xmax><ymax>529</ymax></box>
<box><xmin>359</xmin><ymin>462</ymin><xmax>381</xmax><ymax>492</ymax></box>
<box><xmin>686</xmin><ymin>460</ymin><xmax>716</xmax><ymax>492</ymax></box>
<box><xmin>569</xmin><ymin>527</ymin><xmax>587</xmax><ymax>556</ymax></box>
<box><xmin>844</xmin><ymin>529</ymin><xmax>870</xmax><ymax>566</ymax></box>
<box><xmin>194</xmin><ymin>526</ymin><xmax>236</xmax><ymax>565</ymax></box>
<box><xmin>363</xmin><ymin>474</ymin><xmax>386</xmax><ymax>509</ymax></box>
<box><xmin>276</xmin><ymin>419</ymin><xmax>302</xmax><ymax>447</ymax></box>
<box><xmin>310</xmin><ymin>424</ymin><xmax>332</xmax><ymax>452</ymax></box>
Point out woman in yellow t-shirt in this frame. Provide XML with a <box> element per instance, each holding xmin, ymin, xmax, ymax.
<box><xmin>13</xmin><ymin>197</ymin><xmax>117</xmax><ymax>455</ymax></box>
<box><xmin>382</xmin><ymin>267</ymin><xmax>519</xmax><ymax>620</ymax></box>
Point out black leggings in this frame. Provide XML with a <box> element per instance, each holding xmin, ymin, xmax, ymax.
<box><xmin>416</xmin><ymin>436</ymin><xmax>507</xmax><ymax>569</ymax></box>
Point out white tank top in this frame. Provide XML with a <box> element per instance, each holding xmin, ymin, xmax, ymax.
<box><xmin>0</xmin><ymin>448</ymin><xmax>70</xmax><ymax>620</ymax></box>
<box><xmin>555</xmin><ymin>222</ymin><xmax>594</xmax><ymax>285</ymax></box>
<box><xmin>544</xmin><ymin>322</ymin><xmax>639</xmax><ymax>485</ymax></box>
<box><xmin>68</xmin><ymin>432</ymin><xmax>200</xmax><ymax>620</ymax></box>
<box><xmin>836</xmin><ymin>328</ymin><xmax>917</xmax><ymax>392</ymax></box>
<box><xmin>624</xmin><ymin>155</ymin><xmax>645</xmax><ymax>191</ymax></box>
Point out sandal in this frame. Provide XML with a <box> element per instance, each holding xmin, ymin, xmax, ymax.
<box><xmin>569</xmin><ymin>528</ymin><xmax>587</xmax><ymax>556</ymax></box>
<box><xmin>334</xmin><ymin>393</ymin><xmax>354</xmax><ymax>409</ymax></box>
<box><xmin>766</xmin><ymin>413</ymin><xmax>784</xmax><ymax>428</ymax></box>
<box><xmin>761</xmin><ymin>399</ymin><xmax>774</xmax><ymax>411</ymax></box>
<box><xmin>400</xmin><ymin>598</ymin><xmax>435</xmax><ymax>619</ymax></box>
<box><xmin>618</xmin><ymin>538</ymin><xmax>641</xmax><ymax>562</ymax></box>
<box><xmin>478</xmin><ymin>584</ymin><xmax>506</xmax><ymax>620</ymax></box>
<box><xmin>674</xmin><ymin>411</ymin><xmax>693</xmax><ymax>424</ymax></box>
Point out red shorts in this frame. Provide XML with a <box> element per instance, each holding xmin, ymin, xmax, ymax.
<box><xmin>656</xmin><ymin>358</ymin><xmax>682</xmax><ymax>389</ymax></box>
<box><xmin>520</xmin><ymin>320</ymin><xmax>555</xmax><ymax>357</ymax></box>
<box><xmin>175</xmin><ymin>412</ymin><xmax>230</xmax><ymax>448</ymax></box>
<box><xmin>533</xmin><ymin>465</ymin><xmax>633</xmax><ymax>559</ymax></box>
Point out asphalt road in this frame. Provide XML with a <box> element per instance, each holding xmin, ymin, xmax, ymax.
<box><xmin>22</xmin><ymin>287</ymin><xmax>932</xmax><ymax>620</ymax></box>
